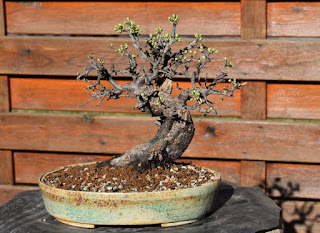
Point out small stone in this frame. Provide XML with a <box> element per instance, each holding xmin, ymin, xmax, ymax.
<box><xmin>187</xmin><ymin>165</ymin><xmax>194</xmax><ymax>170</ymax></box>
<box><xmin>112</xmin><ymin>186</ymin><xmax>119</xmax><ymax>192</ymax></box>
<box><xmin>107</xmin><ymin>186</ymin><xmax>113</xmax><ymax>191</ymax></box>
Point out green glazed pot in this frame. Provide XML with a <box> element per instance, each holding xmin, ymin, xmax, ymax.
<box><xmin>39</xmin><ymin>162</ymin><xmax>221</xmax><ymax>228</ymax></box>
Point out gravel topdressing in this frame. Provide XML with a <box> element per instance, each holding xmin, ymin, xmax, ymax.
<box><xmin>43</xmin><ymin>163</ymin><xmax>219</xmax><ymax>193</ymax></box>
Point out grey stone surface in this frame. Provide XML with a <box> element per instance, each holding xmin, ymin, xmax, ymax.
<box><xmin>0</xmin><ymin>182</ymin><xmax>282</xmax><ymax>233</ymax></box>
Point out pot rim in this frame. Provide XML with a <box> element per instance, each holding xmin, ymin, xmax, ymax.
<box><xmin>39</xmin><ymin>161</ymin><xmax>221</xmax><ymax>196</ymax></box>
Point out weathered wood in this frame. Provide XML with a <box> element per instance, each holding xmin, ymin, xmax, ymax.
<box><xmin>1</xmin><ymin>37</ymin><xmax>320</xmax><ymax>81</ymax></box>
<box><xmin>241</xmin><ymin>81</ymin><xmax>267</xmax><ymax>120</ymax></box>
<box><xmin>240</xmin><ymin>0</ymin><xmax>267</xmax><ymax>120</ymax></box>
<box><xmin>5</xmin><ymin>1</ymin><xmax>240</xmax><ymax>36</ymax></box>
<box><xmin>1</xmin><ymin>113</ymin><xmax>319</xmax><ymax>163</ymax></box>
<box><xmin>0</xmin><ymin>185</ymin><xmax>38</xmax><ymax>206</ymax></box>
<box><xmin>10</xmin><ymin>78</ymin><xmax>241</xmax><ymax>117</ymax></box>
<box><xmin>267</xmin><ymin>163</ymin><xmax>320</xmax><ymax>199</ymax></box>
<box><xmin>267</xmin><ymin>83</ymin><xmax>320</xmax><ymax>120</ymax></box>
<box><xmin>240</xmin><ymin>160</ymin><xmax>266</xmax><ymax>190</ymax></box>
<box><xmin>280</xmin><ymin>200</ymin><xmax>320</xmax><ymax>233</ymax></box>
<box><xmin>14</xmin><ymin>152</ymin><xmax>110</xmax><ymax>184</ymax></box>
<box><xmin>0</xmin><ymin>76</ymin><xmax>9</xmax><ymax>112</ymax></box>
<box><xmin>180</xmin><ymin>159</ymin><xmax>241</xmax><ymax>184</ymax></box>
<box><xmin>241</xmin><ymin>0</ymin><xmax>267</xmax><ymax>39</ymax></box>
<box><xmin>0</xmin><ymin>0</ymin><xmax>5</xmax><ymax>36</ymax></box>
<box><xmin>14</xmin><ymin>152</ymin><xmax>241</xmax><ymax>184</ymax></box>
<box><xmin>0</xmin><ymin>150</ymin><xmax>13</xmax><ymax>184</ymax></box>
<box><xmin>268</xmin><ymin>2</ymin><xmax>320</xmax><ymax>37</ymax></box>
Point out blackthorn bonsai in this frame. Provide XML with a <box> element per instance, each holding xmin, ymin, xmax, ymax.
<box><xmin>77</xmin><ymin>14</ymin><xmax>243</xmax><ymax>170</ymax></box>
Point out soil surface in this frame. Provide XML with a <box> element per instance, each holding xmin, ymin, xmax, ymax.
<box><xmin>42</xmin><ymin>163</ymin><xmax>219</xmax><ymax>193</ymax></box>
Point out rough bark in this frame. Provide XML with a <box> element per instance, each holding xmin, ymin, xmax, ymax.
<box><xmin>97</xmin><ymin>80</ymin><xmax>195</xmax><ymax>170</ymax></box>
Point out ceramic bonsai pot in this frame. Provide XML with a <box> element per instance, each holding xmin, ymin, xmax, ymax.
<box><xmin>39</xmin><ymin>162</ymin><xmax>221</xmax><ymax>228</ymax></box>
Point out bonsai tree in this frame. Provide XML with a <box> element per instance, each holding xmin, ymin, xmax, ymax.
<box><xmin>77</xmin><ymin>14</ymin><xmax>242</xmax><ymax>170</ymax></box>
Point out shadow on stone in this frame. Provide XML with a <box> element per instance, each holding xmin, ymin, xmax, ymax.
<box><xmin>210</xmin><ymin>181</ymin><xmax>234</xmax><ymax>215</ymax></box>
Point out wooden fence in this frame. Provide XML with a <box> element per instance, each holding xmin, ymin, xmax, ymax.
<box><xmin>0</xmin><ymin>1</ymin><xmax>320</xmax><ymax>232</ymax></box>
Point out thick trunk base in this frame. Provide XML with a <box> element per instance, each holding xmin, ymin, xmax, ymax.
<box><xmin>97</xmin><ymin>111</ymin><xmax>194</xmax><ymax>171</ymax></box>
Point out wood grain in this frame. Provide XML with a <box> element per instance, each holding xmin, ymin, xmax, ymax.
<box><xmin>5</xmin><ymin>1</ymin><xmax>240</xmax><ymax>36</ymax></box>
<box><xmin>268</xmin><ymin>2</ymin><xmax>320</xmax><ymax>37</ymax></box>
<box><xmin>14</xmin><ymin>152</ymin><xmax>241</xmax><ymax>184</ymax></box>
<box><xmin>0</xmin><ymin>113</ymin><xmax>319</xmax><ymax>163</ymax></box>
<box><xmin>0</xmin><ymin>150</ymin><xmax>13</xmax><ymax>184</ymax></box>
<box><xmin>267</xmin><ymin>163</ymin><xmax>320</xmax><ymax>199</ymax></box>
<box><xmin>241</xmin><ymin>81</ymin><xmax>266</xmax><ymax>120</ymax></box>
<box><xmin>14</xmin><ymin>152</ymin><xmax>110</xmax><ymax>184</ymax></box>
<box><xmin>0</xmin><ymin>76</ymin><xmax>9</xmax><ymax>112</ymax></box>
<box><xmin>0</xmin><ymin>185</ymin><xmax>38</xmax><ymax>206</ymax></box>
<box><xmin>10</xmin><ymin>78</ymin><xmax>241</xmax><ymax>117</ymax></box>
<box><xmin>240</xmin><ymin>160</ymin><xmax>266</xmax><ymax>190</ymax></box>
<box><xmin>0</xmin><ymin>0</ymin><xmax>5</xmax><ymax>36</ymax></box>
<box><xmin>1</xmin><ymin>37</ymin><xmax>320</xmax><ymax>81</ymax></box>
<box><xmin>267</xmin><ymin>83</ymin><xmax>320</xmax><ymax>120</ymax></box>
<box><xmin>179</xmin><ymin>159</ymin><xmax>241</xmax><ymax>184</ymax></box>
<box><xmin>241</xmin><ymin>0</ymin><xmax>267</xmax><ymax>39</ymax></box>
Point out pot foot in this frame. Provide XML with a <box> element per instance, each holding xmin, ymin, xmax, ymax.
<box><xmin>161</xmin><ymin>219</ymin><xmax>197</xmax><ymax>227</ymax></box>
<box><xmin>56</xmin><ymin>217</ymin><xmax>95</xmax><ymax>228</ymax></box>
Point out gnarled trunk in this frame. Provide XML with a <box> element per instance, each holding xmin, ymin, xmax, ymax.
<box><xmin>97</xmin><ymin>109</ymin><xmax>194</xmax><ymax>170</ymax></box>
<box><xmin>96</xmin><ymin>79</ymin><xmax>195</xmax><ymax>170</ymax></box>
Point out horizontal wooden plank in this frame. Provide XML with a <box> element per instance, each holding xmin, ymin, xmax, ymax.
<box><xmin>6</xmin><ymin>1</ymin><xmax>240</xmax><ymax>36</ymax></box>
<box><xmin>280</xmin><ymin>200</ymin><xmax>320</xmax><ymax>233</ymax></box>
<box><xmin>267</xmin><ymin>163</ymin><xmax>320</xmax><ymax>199</ymax></box>
<box><xmin>10</xmin><ymin>78</ymin><xmax>241</xmax><ymax>117</ymax></box>
<box><xmin>267</xmin><ymin>83</ymin><xmax>320</xmax><ymax>120</ymax></box>
<box><xmin>0</xmin><ymin>185</ymin><xmax>38</xmax><ymax>206</ymax></box>
<box><xmin>268</xmin><ymin>2</ymin><xmax>320</xmax><ymax>37</ymax></box>
<box><xmin>0</xmin><ymin>113</ymin><xmax>319</xmax><ymax>163</ymax></box>
<box><xmin>1</xmin><ymin>37</ymin><xmax>320</xmax><ymax>81</ymax></box>
<box><xmin>14</xmin><ymin>152</ymin><xmax>110</xmax><ymax>184</ymax></box>
<box><xmin>14</xmin><ymin>152</ymin><xmax>241</xmax><ymax>184</ymax></box>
